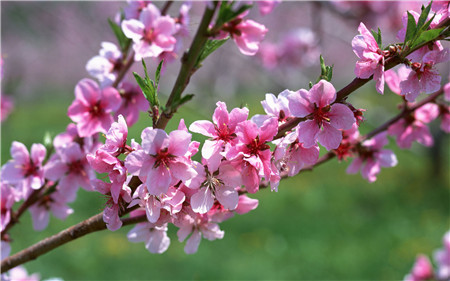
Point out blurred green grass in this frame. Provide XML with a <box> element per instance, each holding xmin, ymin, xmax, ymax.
<box><xmin>1</xmin><ymin>92</ymin><xmax>449</xmax><ymax>280</ymax></box>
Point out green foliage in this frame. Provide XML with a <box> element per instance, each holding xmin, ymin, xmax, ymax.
<box><xmin>133</xmin><ymin>59</ymin><xmax>162</xmax><ymax>109</ymax></box>
<box><xmin>108</xmin><ymin>18</ymin><xmax>131</xmax><ymax>53</ymax></box>
<box><xmin>370</xmin><ymin>28</ymin><xmax>382</xmax><ymax>49</ymax></box>
<box><xmin>316</xmin><ymin>55</ymin><xmax>333</xmax><ymax>84</ymax></box>
<box><xmin>216</xmin><ymin>1</ymin><xmax>252</xmax><ymax>28</ymax></box>
<box><xmin>195</xmin><ymin>39</ymin><xmax>229</xmax><ymax>69</ymax></box>
<box><xmin>401</xmin><ymin>1</ymin><xmax>447</xmax><ymax>55</ymax></box>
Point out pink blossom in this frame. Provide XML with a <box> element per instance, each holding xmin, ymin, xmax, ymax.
<box><xmin>232</xmin><ymin>19</ymin><xmax>268</xmax><ymax>56</ymax></box>
<box><xmin>189</xmin><ymin>101</ymin><xmax>248</xmax><ymax>172</ymax></box>
<box><xmin>445</xmin><ymin>80</ymin><xmax>450</xmax><ymax>102</ymax></box>
<box><xmin>1</xmin><ymin>182</ymin><xmax>16</xmax><ymax>232</ymax></box>
<box><xmin>124</xmin><ymin>0</ymin><xmax>152</xmax><ymax>20</ymax></box>
<box><xmin>432</xmin><ymin>1</ymin><xmax>450</xmax><ymax>26</ymax></box>
<box><xmin>440</xmin><ymin>104</ymin><xmax>450</xmax><ymax>133</ymax></box>
<box><xmin>86</xmin><ymin>42</ymin><xmax>122</xmax><ymax>88</ymax></box>
<box><xmin>252</xmin><ymin>90</ymin><xmax>293</xmax><ymax>125</ymax></box>
<box><xmin>400</xmin><ymin>48</ymin><xmax>449</xmax><ymax>102</ymax></box>
<box><xmin>1</xmin><ymin>95</ymin><xmax>13</xmax><ymax>122</ymax></box>
<box><xmin>404</xmin><ymin>255</ymin><xmax>434</xmax><ymax>281</ymax></box>
<box><xmin>385</xmin><ymin>65</ymin><xmax>410</xmax><ymax>95</ymax></box>
<box><xmin>352</xmin><ymin>22</ymin><xmax>385</xmax><ymax>94</ymax></box>
<box><xmin>434</xmin><ymin>230</ymin><xmax>450</xmax><ymax>281</ymax></box>
<box><xmin>346</xmin><ymin>132</ymin><xmax>397</xmax><ymax>182</ymax></box>
<box><xmin>92</xmin><ymin>178</ymin><xmax>132</xmax><ymax>231</ymax></box>
<box><xmin>102</xmin><ymin>115</ymin><xmax>129</xmax><ymax>157</ymax></box>
<box><xmin>129</xmin><ymin>184</ymin><xmax>185</xmax><ymax>223</ymax></box>
<box><xmin>388</xmin><ymin>103</ymin><xmax>440</xmax><ymax>149</ymax></box>
<box><xmin>235</xmin><ymin>194</ymin><xmax>259</xmax><ymax>214</ymax></box>
<box><xmin>67</xmin><ymin>79</ymin><xmax>121</xmax><ymax>137</ymax></box>
<box><xmin>127</xmin><ymin>210</ymin><xmax>171</xmax><ymax>254</ymax></box>
<box><xmin>333</xmin><ymin>123</ymin><xmax>360</xmax><ymax>161</ymax></box>
<box><xmin>273</xmin><ymin>130</ymin><xmax>320</xmax><ymax>177</ymax></box>
<box><xmin>175</xmin><ymin>208</ymin><xmax>224</xmax><ymax>254</ymax></box>
<box><xmin>226</xmin><ymin>118</ymin><xmax>278</xmax><ymax>193</ymax></box>
<box><xmin>187</xmin><ymin>160</ymin><xmax>241</xmax><ymax>214</ymax></box>
<box><xmin>1</xmin><ymin>141</ymin><xmax>46</xmax><ymax>198</ymax></box>
<box><xmin>44</xmin><ymin>142</ymin><xmax>95</xmax><ymax>202</ymax></box>
<box><xmin>278</xmin><ymin>28</ymin><xmax>320</xmax><ymax>68</ymax></box>
<box><xmin>28</xmin><ymin>190</ymin><xmax>74</xmax><ymax>231</ymax></box>
<box><xmin>256</xmin><ymin>0</ymin><xmax>281</xmax><ymax>15</ymax></box>
<box><xmin>287</xmin><ymin>80</ymin><xmax>356</xmax><ymax>150</ymax></box>
<box><xmin>125</xmin><ymin>127</ymin><xmax>196</xmax><ymax>196</ymax></box>
<box><xmin>115</xmin><ymin>82</ymin><xmax>149</xmax><ymax>127</ymax></box>
<box><xmin>53</xmin><ymin>123</ymin><xmax>100</xmax><ymax>154</ymax></box>
<box><xmin>122</xmin><ymin>4</ymin><xmax>177</xmax><ymax>60</ymax></box>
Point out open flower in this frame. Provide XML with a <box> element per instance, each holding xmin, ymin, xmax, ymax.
<box><xmin>352</xmin><ymin>22</ymin><xmax>385</xmax><ymax>94</ymax></box>
<box><xmin>287</xmin><ymin>80</ymin><xmax>356</xmax><ymax>150</ymax></box>
<box><xmin>1</xmin><ymin>142</ymin><xmax>46</xmax><ymax>198</ymax></box>
<box><xmin>122</xmin><ymin>4</ymin><xmax>177</xmax><ymax>60</ymax></box>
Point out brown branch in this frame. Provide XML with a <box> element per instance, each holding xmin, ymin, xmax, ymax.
<box><xmin>111</xmin><ymin>51</ymin><xmax>135</xmax><ymax>89</ymax></box>
<box><xmin>155</xmin><ymin>2</ymin><xmax>218</xmax><ymax>130</ymax></box>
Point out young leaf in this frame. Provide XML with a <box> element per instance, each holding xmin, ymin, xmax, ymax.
<box><xmin>370</xmin><ymin>28</ymin><xmax>382</xmax><ymax>48</ymax></box>
<box><xmin>316</xmin><ymin>55</ymin><xmax>333</xmax><ymax>83</ymax></box>
<box><xmin>171</xmin><ymin>94</ymin><xmax>194</xmax><ymax>110</ymax></box>
<box><xmin>155</xmin><ymin>60</ymin><xmax>164</xmax><ymax>87</ymax></box>
<box><xmin>108</xmin><ymin>18</ymin><xmax>131</xmax><ymax>52</ymax></box>
<box><xmin>195</xmin><ymin>39</ymin><xmax>229</xmax><ymax>68</ymax></box>
<box><xmin>404</xmin><ymin>12</ymin><xmax>417</xmax><ymax>45</ymax></box>
<box><xmin>412</xmin><ymin>27</ymin><xmax>445</xmax><ymax>49</ymax></box>
<box><xmin>133</xmin><ymin>59</ymin><xmax>160</xmax><ymax>108</ymax></box>
<box><xmin>417</xmin><ymin>2</ymin><xmax>432</xmax><ymax>30</ymax></box>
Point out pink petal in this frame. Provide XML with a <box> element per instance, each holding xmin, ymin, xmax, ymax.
<box><xmin>329</xmin><ymin>103</ymin><xmax>356</xmax><ymax>130</ymax></box>
<box><xmin>100</xmin><ymin>87</ymin><xmax>122</xmax><ymax>112</ymax></box>
<box><xmin>297</xmin><ymin>120</ymin><xmax>320</xmax><ymax>148</ymax></box>
<box><xmin>121</xmin><ymin>19</ymin><xmax>145</xmax><ymax>41</ymax></box>
<box><xmin>146</xmin><ymin>165</ymin><xmax>171</xmax><ymax>195</ymax></box>
<box><xmin>185</xmin><ymin>229</ymin><xmax>202</xmax><ymax>254</ymax></box>
<box><xmin>30</xmin><ymin>144</ymin><xmax>46</xmax><ymax>165</ymax></box>
<box><xmin>29</xmin><ymin>205</ymin><xmax>49</xmax><ymax>231</ymax></box>
<box><xmin>216</xmin><ymin>185</ymin><xmax>239</xmax><ymax>210</ymax></box>
<box><xmin>189</xmin><ymin>120</ymin><xmax>215</xmax><ymax>137</ymax></box>
<box><xmin>309</xmin><ymin>80</ymin><xmax>336</xmax><ymax>108</ymax></box>
<box><xmin>168</xmin><ymin>130</ymin><xmax>191</xmax><ymax>156</ymax></box>
<box><xmin>287</xmin><ymin>89</ymin><xmax>312</xmax><ymax>117</ymax></box>
<box><xmin>191</xmin><ymin>187</ymin><xmax>215</xmax><ymax>214</ymax></box>
<box><xmin>346</xmin><ymin>157</ymin><xmax>363</xmax><ymax>174</ymax></box>
<box><xmin>74</xmin><ymin>79</ymin><xmax>101</xmax><ymax>106</ymax></box>
<box><xmin>318</xmin><ymin>123</ymin><xmax>343</xmax><ymax>150</ymax></box>
<box><xmin>235</xmin><ymin>195</ymin><xmax>259</xmax><ymax>214</ymax></box>
<box><xmin>141</xmin><ymin>127</ymin><xmax>169</xmax><ymax>154</ymax></box>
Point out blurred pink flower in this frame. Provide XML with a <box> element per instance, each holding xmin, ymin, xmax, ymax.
<box><xmin>346</xmin><ymin>132</ymin><xmax>397</xmax><ymax>183</ymax></box>
<box><xmin>1</xmin><ymin>95</ymin><xmax>13</xmax><ymax>122</ymax></box>
<box><xmin>388</xmin><ymin>103</ymin><xmax>439</xmax><ymax>149</ymax></box>
<box><xmin>1</xmin><ymin>142</ymin><xmax>46</xmax><ymax>198</ymax></box>
<box><xmin>86</xmin><ymin>42</ymin><xmax>122</xmax><ymax>88</ymax></box>
<box><xmin>400</xmin><ymin>48</ymin><xmax>449</xmax><ymax>102</ymax></box>
<box><xmin>122</xmin><ymin>4</ymin><xmax>177</xmax><ymax>60</ymax></box>
<box><xmin>29</xmin><ymin>190</ymin><xmax>74</xmax><ymax>231</ymax></box>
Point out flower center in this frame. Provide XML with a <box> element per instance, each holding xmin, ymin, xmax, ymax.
<box><xmin>312</xmin><ymin>105</ymin><xmax>331</xmax><ymax>127</ymax></box>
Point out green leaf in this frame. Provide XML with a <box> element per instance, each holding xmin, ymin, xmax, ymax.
<box><xmin>412</xmin><ymin>27</ymin><xmax>444</xmax><ymax>49</ymax></box>
<box><xmin>155</xmin><ymin>60</ymin><xmax>163</xmax><ymax>87</ymax></box>
<box><xmin>133</xmin><ymin>59</ymin><xmax>160</xmax><ymax>108</ymax></box>
<box><xmin>370</xmin><ymin>28</ymin><xmax>382</xmax><ymax>48</ymax></box>
<box><xmin>404</xmin><ymin>12</ymin><xmax>417</xmax><ymax>45</ymax></box>
<box><xmin>171</xmin><ymin>94</ymin><xmax>194</xmax><ymax>110</ymax></box>
<box><xmin>195</xmin><ymin>39</ymin><xmax>229</xmax><ymax>68</ymax></box>
<box><xmin>216</xmin><ymin>2</ymin><xmax>252</xmax><ymax>27</ymax></box>
<box><xmin>108</xmin><ymin>18</ymin><xmax>131</xmax><ymax>52</ymax></box>
<box><xmin>316</xmin><ymin>55</ymin><xmax>333</xmax><ymax>83</ymax></box>
<box><xmin>417</xmin><ymin>2</ymin><xmax>432</xmax><ymax>30</ymax></box>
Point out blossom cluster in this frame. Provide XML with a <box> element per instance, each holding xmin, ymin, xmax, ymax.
<box><xmin>1</xmin><ymin>0</ymin><xmax>449</xmax><ymax>272</ymax></box>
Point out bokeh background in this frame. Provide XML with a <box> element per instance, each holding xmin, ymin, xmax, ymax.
<box><xmin>1</xmin><ymin>1</ymin><xmax>449</xmax><ymax>280</ymax></box>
